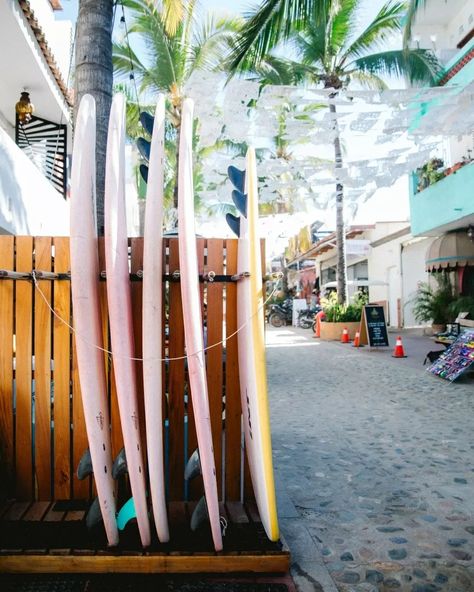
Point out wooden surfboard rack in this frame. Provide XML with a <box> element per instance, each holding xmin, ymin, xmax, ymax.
<box><xmin>0</xmin><ymin>235</ymin><xmax>289</xmax><ymax>574</ymax></box>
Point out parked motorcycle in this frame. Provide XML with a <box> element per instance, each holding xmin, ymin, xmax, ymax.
<box><xmin>298</xmin><ymin>306</ymin><xmax>321</xmax><ymax>329</ymax></box>
<box><xmin>268</xmin><ymin>299</ymin><xmax>293</xmax><ymax>327</ymax></box>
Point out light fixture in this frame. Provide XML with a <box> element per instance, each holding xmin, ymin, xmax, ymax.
<box><xmin>468</xmin><ymin>225</ymin><xmax>474</xmax><ymax>242</ymax></box>
<box><xmin>15</xmin><ymin>91</ymin><xmax>34</xmax><ymax>124</ymax></box>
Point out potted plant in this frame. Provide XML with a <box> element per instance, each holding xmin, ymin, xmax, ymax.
<box><xmin>411</xmin><ymin>273</ymin><xmax>456</xmax><ymax>333</ymax></box>
<box><xmin>320</xmin><ymin>290</ymin><xmax>368</xmax><ymax>340</ymax></box>
<box><xmin>416</xmin><ymin>158</ymin><xmax>445</xmax><ymax>192</ymax></box>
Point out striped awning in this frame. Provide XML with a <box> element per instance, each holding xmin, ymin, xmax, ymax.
<box><xmin>426</xmin><ymin>231</ymin><xmax>474</xmax><ymax>271</ymax></box>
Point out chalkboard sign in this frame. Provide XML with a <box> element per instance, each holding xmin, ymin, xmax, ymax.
<box><xmin>360</xmin><ymin>305</ymin><xmax>389</xmax><ymax>347</ymax></box>
<box><xmin>427</xmin><ymin>330</ymin><xmax>474</xmax><ymax>382</ymax></box>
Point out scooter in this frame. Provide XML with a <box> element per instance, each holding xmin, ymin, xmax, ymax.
<box><xmin>298</xmin><ymin>306</ymin><xmax>321</xmax><ymax>329</ymax></box>
<box><xmin>268</xmin><ymin>299</ymin><xmax>293</xmax><ymax>327</ymax></box>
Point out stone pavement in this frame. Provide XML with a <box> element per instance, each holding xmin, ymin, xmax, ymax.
<box><xmin>266</xmin><ymin>326</ymin><xmax>474</xmax><ymax>592</ymax></box>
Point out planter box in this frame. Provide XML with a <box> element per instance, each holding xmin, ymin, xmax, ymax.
<box><xmin>319</xmin><ymin>321</ymin><xmax>360</xmax><ymax>341</ymax></box>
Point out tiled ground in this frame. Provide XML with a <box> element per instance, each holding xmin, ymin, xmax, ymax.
<box><xmin>268</xmin><ymin>327</ymin><xmax>474</xmax><ymax>591</ymax></box>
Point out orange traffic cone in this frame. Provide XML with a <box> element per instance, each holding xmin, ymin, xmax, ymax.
<box><xmin>392</xmin><ymin>336</ymin><xmax>407</xmax><ymax>358</ymax></box>
<box><xmin>353</xmin><ymin>331</ymin><xmax>361</xmax><ymax>347</ymax></box>
<box><xmin>341</xmin><ymin>327</ymin><xmax>350</xmax><ymax>343</ymax></box>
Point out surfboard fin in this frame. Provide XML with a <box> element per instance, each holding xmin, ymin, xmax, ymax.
<box><xmin>77</xmin><ymin>448</ymin><xmax>93</xmax><ymax>480</ymax></box>
<box><xmin>226</xmin><ymin>213</ymin><xmax>240</xmax><ymax>238</ymax></box>
<box><xmin>116</xmin><ymin>497</ymin><xmax>136</xmax><ymax>530</ymax></box>
<box><xmin>139</xmin><ymin>111</ymin><xmax>154</xmax><ymax>136</ymax></box>
<box><xmin>85</xmin><ymin>496</ymin><xmax>103</xmax><ymax>529</ymax></box>
<box><xmin>137</xmin><ymin>137</ymin><xmax>151</xmax><ymax>161</ymax></box>
<box><xmin>140</xmin><ymin>164</ymin><xmax>148</xmax><ymax>183</ymax></box>
<box><xmin>228</xmin><ymin>166</ymin><xmax>245</xmax><ymax>193</ymax></box>
<box><xmin>231</xmin><ymin>189</ymin><xmax>248</xmax><ymax>218</ymax></box>
<box><xmin>184</xmin><ymin>449</ymin><xmax>201</xmax><ymax>481</ymax></box>
<box><xmin>112</xmin><ymin>448</ymin><xmax>128</xmax><ymax>479</ymax></box>
<box><xmin>190</xmin><ymin>496</ymin><xmax>209</xmax><ymax>531</ymax></box>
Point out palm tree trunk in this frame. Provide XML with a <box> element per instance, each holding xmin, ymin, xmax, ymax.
<box><xmin>74</xmin><ymin>0</ymin><xmax>114</xmax><ymax>236</ymax></box>
<box><xmin>329</xmin><ymin>102</ymin><xmax>347</xmax><ymax>305</ymax></box>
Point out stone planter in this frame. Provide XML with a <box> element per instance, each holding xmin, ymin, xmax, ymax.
<box><xmin>319</xmin><ymin>321</ymin><xmax>361</xmax><ymax>341</ymax></box>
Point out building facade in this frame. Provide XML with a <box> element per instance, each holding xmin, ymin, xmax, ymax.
<box><xmin>409</xmin><ymin>0</ymin><xmax>474</xmax><ymax>296</ymax></box>
<box><xmin>0</xmin><ymin>0</ymin><xmax>72</xmax><ymax>235</ymax></box>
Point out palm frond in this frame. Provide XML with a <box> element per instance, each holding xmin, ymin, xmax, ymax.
<box><xmin>291</xmin><ymin>23</ymin><xmax>327</xmax><ymax>69</ymax></box>
<box><xmin>340</xmin><ymin>1</ymin><xmax>406</xmax><ymax>63</ymax></box>
<box><xmin>330</xmin><ymin>0</ymin><xmax>358</xmax><ymax>54</ymax></box>
<box><xmin>189</xmin><ymin>15</ymin><xmax>242</xmax><ymax>73</ymax></box>
<box><xmin>162</xmin><ymin>0</ymin><xmax>184</xmax><ymax>36</ymax></box>
<box><xmin>112</xmin><ymin>41</ymin><xmax>147</xmax><ymax>81</ymax></box>
<box><xmin>403</xmin><ymin>0</ymin><xmax>427</xmax><ymax>48</ymax></box>
<box><xmin>228</xmin><ymin>0</ymin><xmax>331</xmax><ymax>73</ymax></box>
<box><xmin>352</xmin><ymin>48</ymin><xmax>441</xmax><ymax>85</ymax></box>
<box><xmin>348</xmin><ymin>70</ymin><xmax>388</xmax><ymax>90</ymax></box>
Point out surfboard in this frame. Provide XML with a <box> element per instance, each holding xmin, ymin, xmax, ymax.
<box><xmin>228</xmin><ymin>148</ymin><xmax>279</xmax><ymax>542</ymax></box>
<box><xmin>142</xmin><ymin>94</ymin><xmax>169</xmax><ymax>543</ymax></box>
<box><xmin>104</xmin><ymin>93</ymin><xmax>151</xmax><ymax>547</ymax></box>
<box><xmin>178</xmin><ymin>98</ymin><xmax>223</xmax><ymax>552</ymax></box>
<box><xmin>69</xmin><ymin>94</ymin><xmax>119</xmax><ymax>547</ymax></box>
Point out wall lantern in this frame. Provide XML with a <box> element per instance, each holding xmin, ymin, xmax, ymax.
<box><xmin>15</xmin><ymin>91</ymin><xmax>34</xmax><ymax>124</ymax></box>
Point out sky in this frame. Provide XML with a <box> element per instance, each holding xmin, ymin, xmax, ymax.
<box><xmin>57</xmin><ymin>0</ymin><xmax>412</xmax><ymax>246</ymax></box>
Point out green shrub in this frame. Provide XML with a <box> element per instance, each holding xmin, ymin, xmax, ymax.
<box><xmin>410</xmin><ymin>273</ymin><xmax>456</xmax><ymax>324</ymax></box>
<box><xmin>322</xmin><ymin>290</ymin><xmax>368</xmax><ymax>322</ymax></box>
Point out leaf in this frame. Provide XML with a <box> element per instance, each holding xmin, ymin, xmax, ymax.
<box><xmin>228</xmin><ymin>0</ymin><xmax>331</xmax><ymax>73</ymax></box>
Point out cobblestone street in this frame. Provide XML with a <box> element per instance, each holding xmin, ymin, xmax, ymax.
<box><xmin>267</xmin><ymin>327</ymin><xmax>474</xmax><ymax>592</ymax></box>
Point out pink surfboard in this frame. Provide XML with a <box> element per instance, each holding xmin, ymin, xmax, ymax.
<box><xmin>69</xmin><ymin>94</ymin><xmax>119</xmax><ymax>546</ymax></box>
<box><xmin>178</xmin><ymin>98</ymin><xmax>223</xmax><ymax>552</ymax></box>
<box><xmin>104</xmin><ymin>93</ymin><xmax>151</xmax><ymax>547</ymax></box>
<box><xmin>142</xmin><ymin>94</ymin><xmax>169</xmax><ymax>543</ymax></box>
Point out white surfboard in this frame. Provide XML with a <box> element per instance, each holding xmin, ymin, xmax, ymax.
<box><xmin>142</xmin><ymin>94</ymin><xmax>169</xmax><ymax>543</ymax></box>
<box><xmin>178</xmin><ymin>98</ymin><xmax>223</xmax><ymax>552</ymax></box>
<box><xmin>104</xmin><ymin>93</ymin><xmax>151</xmax><ymax>547</ymax></box>
<box><xmin>229</xmin><ymin>148</ymin><xmax>279</xmax><ymax>541</ymax></box>
<box><xmin>69</xmin><ymin>94</ymin><xmax>119</xmax><ymax>547</ymax></box>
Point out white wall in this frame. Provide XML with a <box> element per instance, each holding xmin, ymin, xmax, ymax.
<box><xmin>0</xmin><ymin>126</ymin><xmax>69</xmax><ymax>235</ymax></box>
<box><xmin>401</xmin><ymin>237</ymin><xmax>435</xmax><ymax>327</ymax></box>
<box><xmin>411</xmin><ymin>0</ymin><xmax>474</xmax><ymax>54</ymax></box>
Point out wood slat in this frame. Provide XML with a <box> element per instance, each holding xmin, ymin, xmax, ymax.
<box><xmin>71</xmin><ymin>343</ymin><xmax>89</xmax><ymax>500</ymax></box>
<box><xmin>0</xmin><ymin>553</ymin><xmax>290</xmax><ymax>573</ymax></box>
<box><xmin>226</xmin><ymin>501</ymin><xmax>249</xmax><ymax>524</ymax></box>
<box><xmin>23</xmin><ymin>501</ymin><xmax>50</xmax><ymax>521</ymax></box>
<box><xmin>130</xmin><ymin>238</ymin><xmax>146</xmax><ymax>458</ymax></box>
<box><xmin>167</xmin><ymin>239</ymin><xmax>185</xmax><ymax>501</ymax></box>
<box><xmin>224</xmin><ymin>240</ymin><xmax>242</xmax><ymax>501</ymax></box>
<box><xmin>15</xmin><ymin>236</ymin><xmax>34</xmax><ymax>500</ymax></box>
<box><xmin>0</xmin><ymin>236</ymin><xmax>15</xmax><ymax>495</ymax></box>
<box><xmin>53</xmin><ymin>237</ymin><xmax>71</xmax><ymax>500</ymax></box>
<box><xmin>43</xmin><ymin>504</ymin><xmax>66</xmax><ymax>522</ymax></box>
<box><xmin>206</xmin><ymin>239</ymin><xmax>224</xmax><ymax>499</ymax></box>
<box><xmin>33</xmin><ymin>237</ymin><xmax>52</xmax><ymax>500</ymax></box>
<box><xmin>3</xmin><ymin>501</ymin><xmax>31</xmax><ymax>521</ymax></box>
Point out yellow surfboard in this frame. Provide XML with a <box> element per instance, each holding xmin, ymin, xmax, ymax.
<box><xmin>227</xmin><ymin>148</ymin><xmax>279</xmax><ymax>541</ymax></box>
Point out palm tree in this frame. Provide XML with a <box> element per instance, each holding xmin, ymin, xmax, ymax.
<box><xmin>113</xmin><ymin>0</ymin><xmax>241</xmax><ymax>210</ymax></box>
<box><xmin>74</xmin><ymin>0</ymin><xmax>188</xmax><ymax>233</ymax></box>
<box><xmin>229</xmin><ymin>0</ymin><xmax>440</xmax><ymax>303</ymax></box>
<box><xmin>74</xmin><ymin>0</ymin><xmax>114</xmax><ymax>235</ymax></box>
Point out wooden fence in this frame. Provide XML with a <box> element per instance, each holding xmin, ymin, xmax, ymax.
<box><xmin>0</xmin><ymin>235</ymin><xmax>264</xmax><ymax>504</ymax></box>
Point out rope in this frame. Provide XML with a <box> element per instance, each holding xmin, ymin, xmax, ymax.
<box><xmin>31</xmin><ymin>271</ymin><xmax>282</xmax><ymax>363</ymax></box>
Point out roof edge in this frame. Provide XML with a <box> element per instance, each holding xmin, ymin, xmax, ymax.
<box><xmin>18</xmin><ymin>0</ymin><xmax>73</xmax><ymax>108</ymax></box>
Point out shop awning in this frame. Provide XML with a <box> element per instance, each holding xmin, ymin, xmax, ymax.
<box><xmin>425</xmin><ymin>231</ymin><xmax>474</xmax><ymax>271</ymax></box>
